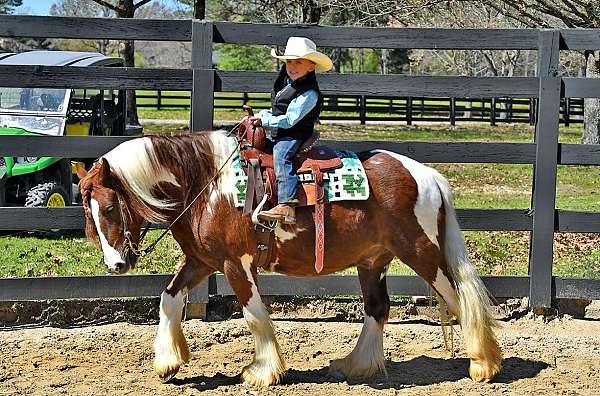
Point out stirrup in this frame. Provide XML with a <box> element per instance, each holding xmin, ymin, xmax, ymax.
<box><xmin>252</xmin><ymin>193</ymin><xmax>277</xmax><ymax>231</ymax></box>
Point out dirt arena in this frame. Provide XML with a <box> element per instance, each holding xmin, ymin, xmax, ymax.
<box><xmin>1</xmin><ymin>300</ymin><xmax>599</xmax><ymax>396</ymax></box>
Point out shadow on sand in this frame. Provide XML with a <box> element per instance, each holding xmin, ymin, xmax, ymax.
<box><xmin>170</xmin><ymin>356</ymin><xmax>548</xmax><ymax>392</ymax></box>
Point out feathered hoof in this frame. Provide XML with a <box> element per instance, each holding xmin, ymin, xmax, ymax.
<box><xmin>469</xmin><ymin>359</ymin><xmax>502</xmax><ymax>382</ymax></box>
<box><xmin>155</xmin><ymin>363</ymin><xmax>181</xmax><ymax>384</ymax></box>
<box><xmin>329</xmin><ymin>356</ymin><xmax>385</xmax><ymax>380</ymax></box>
<box><xmin>240</xmin><ymin>361</ymin><xmax>285</xmax><ymax>387</ymax></box>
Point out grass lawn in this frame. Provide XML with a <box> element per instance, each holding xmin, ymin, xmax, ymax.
<box><xmin>1</xmin><ymin>122</ymin><xmax>598</xmax><ymax>280</ymax></box>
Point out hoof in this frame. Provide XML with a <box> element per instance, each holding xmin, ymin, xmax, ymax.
<box><xmin>329</xmin><ymin>356</ymin><xmax>385</xmax><ymax>379</ymax></box>
<box><xmin>156</xmin><ymin>364</ymin><xmax>180</xmax><ymax>383</ymax></box>
<box><xmin>469</xmin><ymin>359</ymin><xmax>502</xmax><ymax>382</ymax></box>
<box><xmin>240</xmin><ymin>361</ymin><xmax>285</xmax><ymax>387</ymax></box>
<box><xmin>329</xmin><ymin>357</ymin><xmax>351</xmax><ymax>378</ymax></box>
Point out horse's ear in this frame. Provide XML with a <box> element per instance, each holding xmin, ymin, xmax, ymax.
<box><xmin>99</xmin><ymin>158</ymin><xmax>111</xmax><ymax>182</ymax></box>
<box><xmin>75</xmin><ymin>162</ymin><xmax>88</xmax><ymax>179</ymax></box>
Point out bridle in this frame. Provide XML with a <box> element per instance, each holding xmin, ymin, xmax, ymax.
<box><xmin>119</xmin><ymin>122</ymin><xmax>246</xmax><ymax>259</ymax></box>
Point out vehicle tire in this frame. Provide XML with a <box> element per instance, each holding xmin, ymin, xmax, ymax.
<box><xmin>25</xmin><ymin>182</ymin><xmax>70</xmax><ymax>207</ymax></box>
<box><xmin>25</xmin><ymin>182</ymin><xmax>70</xmax><ymax>236</ymax></box>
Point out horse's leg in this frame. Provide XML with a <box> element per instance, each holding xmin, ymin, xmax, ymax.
<box><xmin>329</xmin><ymin>253</ymin><xmax>393</xmax><ymax>379</ymax></box>
<box><xmin>223</xmin><ymin>254</ymin><xmax>285</xmax><ymax>386</ymax></box>
<box><xmin>154</xmin><ymin>257</ymin><xmax>213</xmax><ymax>382</ymax></box>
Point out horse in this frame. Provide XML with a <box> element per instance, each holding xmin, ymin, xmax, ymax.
<box><xmin>76</xmin><ymin>130</ymin><xmax>502</xmax><ymax>386</ymax></box>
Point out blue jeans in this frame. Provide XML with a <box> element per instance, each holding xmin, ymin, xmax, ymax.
<box><xmin>273</xmin><ymin>136</ymin><xmax>302</xmax><ymax>204</ymax></box>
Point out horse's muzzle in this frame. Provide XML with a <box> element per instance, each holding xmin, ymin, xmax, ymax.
<box><xmin>108</xmin><ymin>248</ymin><xmax>139</xmax><ymax>275</ymax></box>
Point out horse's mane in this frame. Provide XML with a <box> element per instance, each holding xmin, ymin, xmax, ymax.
<box><xmin>102</xmin><ymin>131</ymin><xmax>233</xmax><ymax>223</ymax></box>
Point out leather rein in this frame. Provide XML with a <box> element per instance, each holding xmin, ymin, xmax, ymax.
<box><xmin>125</xmin><ymin>123</ymin><xmax>244</xmax><ymax>258</ymax></box>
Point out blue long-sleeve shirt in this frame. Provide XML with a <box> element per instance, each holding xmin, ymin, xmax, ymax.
<box><xmin>257</xmin><ymin>87</ymin><xmax>318</xmax><ymax>130</ymax></box>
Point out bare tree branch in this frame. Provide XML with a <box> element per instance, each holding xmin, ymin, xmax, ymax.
<box><xmin>90</xmin><ymin>0</ymin><xmax>121</xmax><ymax>13</ymax></box>
<box><xmin>133</xmin><ymin>0</ymin><xmax>153</xmax><ymax>10</ymax></box>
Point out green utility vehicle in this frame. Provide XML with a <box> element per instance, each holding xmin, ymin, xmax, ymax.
<box><xmin>0</xmin><ymin>51</ymin><xmax>141</xmax><ymax>208</ymax></box>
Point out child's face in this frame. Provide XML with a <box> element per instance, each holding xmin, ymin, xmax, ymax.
<box><xmin>285</xmin><ymin>59</ymin><xmax>316</xmax><ymax>80</ymax></box>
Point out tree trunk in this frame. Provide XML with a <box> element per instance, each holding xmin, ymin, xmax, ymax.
<box><xmin>301</xmin><ymin>0</ymin><xmax>321</xmax><ymax>23</ymax></box>
<box><xmin>118</xmin><ymin>0</ymin><xmax>139</xmax><ymax>126</ymax></box>
<box><xmin>583</xmin><ymin>51</ymin><xmax>600</xmax><ymax>144</ymax></box>
<box><xmin>122</xmin><ymin>39</ymin><xmax>139</xmax><ymax>126</ymax></box>
<box><xmin>380</xmin><ymin>49</ymin><xmax>389</xmax><ymax>74</ymax></box>
<box><xmin>194</xmin><ymin>0</ymin><xmax>205</xmax><ymax>19</ymax></box>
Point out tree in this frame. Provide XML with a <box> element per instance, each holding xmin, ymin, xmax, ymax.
<box><xmin>50</xmin><ymin>0</ymin><xmax>116</xmax><ymax>54</ymax></box>
<box><xmin>217</xmin><ymin>44</ymin><xmax>272</xmax><ymax>71</ymax></box>
<box><xmin>1</xmin><ymin>0</ymin><xmax>53</xmax><ymax>52</ymax></box>
<box><xmin>174</xmin><ymin>0</ymin><xmax>205</xmax><ymax>19</ymax></box>
<box><xmin>483</xmin><ymin>0</ymin><xmax>600</xmax><ymax>143</ymax></box>
<box><xmin>0</xmin><ymin>0</ymin><xmax>21</xmax><ymax>14</ymax></box>
<box><xmin>82</xmin><ymin>0</ymin><xmax>157</xmax><ymax>126</ymax></box>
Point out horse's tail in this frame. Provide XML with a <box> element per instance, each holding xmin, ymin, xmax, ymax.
<box><xmin>433</xmin><ymin>172</ymin><xmax>502</xmax><ymax>379</ymax></box>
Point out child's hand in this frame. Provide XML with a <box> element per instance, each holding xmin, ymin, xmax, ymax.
<box><xmin>249</xmin><ymin>116</ymin><xmax>262</xmax><ymax>126</ymax></box>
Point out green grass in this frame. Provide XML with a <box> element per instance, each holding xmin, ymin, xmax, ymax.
<box><xmin>0</xmin><ymin>230</ymin><xmax>182</xmax><ymax>278</ymax></box>
<box><xmin>2</xmin><ymin>121</ymin><xmax>599</xmax><ymax>279</ymax></box>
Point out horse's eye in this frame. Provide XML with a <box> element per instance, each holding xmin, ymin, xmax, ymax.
<box><xmin>105</xmin><ymin>205</ymin><xmax>115</xmax><ymax>213</ymax></box>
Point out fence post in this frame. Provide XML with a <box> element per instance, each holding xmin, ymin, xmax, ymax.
<box><xmin>450</xmin><ymin>97</ymin><xmax>456</xmax><ymax>126</ymax></box>
<box><xmin>529</xmin><ymin>29</ymin><xmax>561</xmax><ymax>310</ymax></box>
<box><xmin>564</xmin><ymin>97</ymin><xmax>570</xmax><ymax>126</ymax></box>
<box><xmin>529</xmin><ymin>98</ymin><xmax>537</xmax><ymax>126</ymax></box>
<box><xmin>490</xmin><ymin>97</ymin><xmax>497</xmax><ymax>126</ymax></box>
<box><xmin>406</xmin><ymin>96</ymin><xmax>413</xmax><ymax>125</ymax></box>
<box><xmin>157</xmin><ymin>89</ymin><xmax>162</xmax><ymax>110</ymax></box>
<box><xmin>359</xmin><ymin>95</ymin><xmax>366</xmax><ymax>124</ymax></box>
<box><xmin>191</xmin><ymin>20</ymin><xmax>214</xmax><ymax>131</ymax></box>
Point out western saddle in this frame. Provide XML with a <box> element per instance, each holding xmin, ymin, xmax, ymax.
<box><xmin>236</xmin><ymin>106</ymin><xmax>342</xmax><ymax>273</ymax></box>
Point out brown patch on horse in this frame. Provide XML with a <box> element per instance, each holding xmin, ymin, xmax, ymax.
<box><xmin>223</xmin><ymin>259</ymin><xmax>255</xmax><ymax>306</ymax></box>
<box><xmin>363</xmin><ymin>153</ymin><xmax>444</xmax><ymax>286</ymax></box>
<box><xmin>146</xmin><ymin>133</ymin><xmax>219</xmax><ymax>211</ymax></box>
<box><xmin>78</xmin><ymin>162</ymin><xmax>102</xmax><ymax>243</ymax></box>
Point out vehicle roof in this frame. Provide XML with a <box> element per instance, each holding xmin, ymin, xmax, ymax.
<box><xmin>0</xmin><ymin>51</ymin><xmax>123</xmax><ymax>67</ymax></box>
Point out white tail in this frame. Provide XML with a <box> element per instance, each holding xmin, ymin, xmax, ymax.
<box><xmin>433</xmin><ymin>173</ymin><xmax>503</xmax><ymax>382</ymax></box>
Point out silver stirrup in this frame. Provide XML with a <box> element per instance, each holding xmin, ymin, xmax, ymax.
<box><xmin>252</xmin><ymin>193</ymin><xmax>277</xmax><ymax>231</ymax></box>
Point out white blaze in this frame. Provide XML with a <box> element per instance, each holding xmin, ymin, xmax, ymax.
<box><xmin>90</xmin><ymin>198</ymin><xmax>123</xmax><ymax>271</ymax></box>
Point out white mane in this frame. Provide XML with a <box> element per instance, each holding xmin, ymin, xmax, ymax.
<box><xmin>102</xmin><ymin>137</ymin><xmax>180</xmax><ymax>213</ymax></box>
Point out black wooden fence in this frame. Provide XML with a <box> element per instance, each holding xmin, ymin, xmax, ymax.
<box><xmin>1</xmin><ymin>17</ymin><xmax>600</xmax><ymax>311</ymax></box>
<box><xmin>141</xmin><ymin>91</ymin><xmax>584</xmax><ymax>126</ymax></box>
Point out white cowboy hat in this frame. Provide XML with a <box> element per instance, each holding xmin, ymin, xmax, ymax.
<box><xmin>271</xmin><ymin>37</ymin><xmax>333</xmax><ymax>73</ymax></box>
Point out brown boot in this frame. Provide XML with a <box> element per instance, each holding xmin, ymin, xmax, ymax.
<box><xmin>258</xmin><ymin>204</ymin><xmax>296</xmax><ymax>224</ymax></box>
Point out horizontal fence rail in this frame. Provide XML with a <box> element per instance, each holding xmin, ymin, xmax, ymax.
<box><xmin>1</xmin><ymin>18</ymin><xmax>600</xmax><ymax>307</ymax></box>
<box><xmin>0</xmin><ymin>274</ymin><xmax>208</xmax><ymax>302</ymax></box>
<box><xmin>0</xmin><ymin>15</ymin><xmax>193</xmax><ymax>41</ymax></box>
<box><xmin>2</xmin><ymin>17</ymin><xmax>600</xmax><ymax>50</ymax></box>
<box><xmin>1</xmin><ymin>274</ymin><xmax>598</xmax><ymax>302</ymax></box>
<box><xmin>0</xmin><ymin>138</ymin><xmax>538</xmax><ymax>163</ymax></box>
<box><xmin>4</xmin><ymin>208</ymin><xmax>599</xmax><ymax>233</ymax></box>
<box><xmin>0</xmin><ymin>207</ymin><xmax>535</xmax><ymax>231</ymax></box>
<box><xmin>212</xmin><ymin>23</ymin><xmax>541</xmax><ymax>50</ymax></box>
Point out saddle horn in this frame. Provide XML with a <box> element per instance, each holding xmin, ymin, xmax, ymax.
<box><xmin>243</xmin><ymin>105</ymin><xmax>254</xmax><ymax>117</ymax></box>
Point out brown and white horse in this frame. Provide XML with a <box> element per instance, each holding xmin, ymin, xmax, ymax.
<box><xmin>77</xmin><ymin>131</ymin><xmax>502</xmax><ymax>386</ymax></box>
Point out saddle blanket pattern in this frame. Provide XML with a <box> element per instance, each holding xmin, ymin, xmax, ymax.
<box><xmin>226</xmin><ymin>137</ymin><xmax>370</xmax><ymax>207</ymax></box>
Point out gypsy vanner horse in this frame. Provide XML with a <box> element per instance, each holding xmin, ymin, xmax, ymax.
<box><xmin>77</xmin><ymin>131</ymin><xmax>502</xmax><ymax>386</ymax></box>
